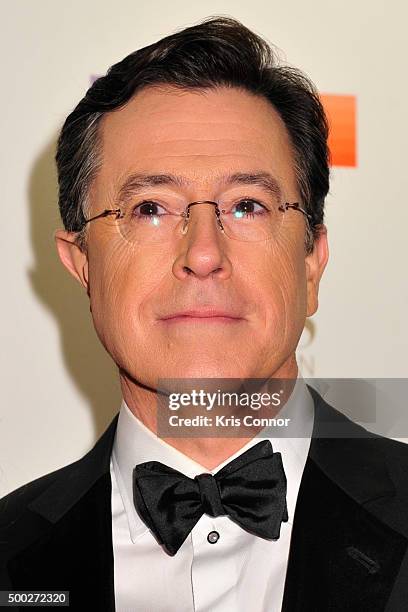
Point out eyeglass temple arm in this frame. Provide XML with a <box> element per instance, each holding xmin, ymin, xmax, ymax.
<box><xmin>83</xmin><ymin>208</ymin><xmax>123</xmax><ymax>225</ymax></box>
<box><xmin>278</xmin><ymin>202</ymin><xmax>312</xmax><ymax>220</ymax></box>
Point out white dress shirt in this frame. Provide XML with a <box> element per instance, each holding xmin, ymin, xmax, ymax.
<box><xmin>110</xmin><ymin>378</ymin><xmax>314</xmax><ymax>612</ymax></box>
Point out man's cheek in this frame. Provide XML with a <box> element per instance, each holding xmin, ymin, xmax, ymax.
<box><xmin>261</xmin><ymin>250</ymin><xmax>306</xmax><ymax>335</ymax></box>
<box><xmin>274</xmin><ymin>235</ymin><xmax>306</xmax><ymax>292</ymax></box>
<box><xmin>96</xmin><ymin>244</ymin><xmax>137</xmax><ymax>305</ymax></box>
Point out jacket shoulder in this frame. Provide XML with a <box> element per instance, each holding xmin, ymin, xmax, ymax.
<box><xmin>0</xmin><ymin>458</ymin><xmax>83</xmax><ymax>530</ymax></box>
<box><xmin>377</xmin><ymin>435</ymin><xmax>408</xmax><ymax>494</ymax></box>
<box><xmin>308</xmin><ymin>385</ymin><xmax>408</xmax><ymax>498</ymax></box>
<box><xmin>0</xmin><ymin>412</ymin><xmax>119</xmax><ymax>532</ymax></box>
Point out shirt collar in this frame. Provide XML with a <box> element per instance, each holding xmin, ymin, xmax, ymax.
<box><xmin>111</xmin><ymin>377</ymin><xmax>314</xmax><ymax>543</ymax></box>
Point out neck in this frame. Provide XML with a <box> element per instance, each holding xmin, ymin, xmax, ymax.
<box><xmin>120</xmin><ymin>356</ymin><xmax>299</xmax><ymax>470</ymax></box>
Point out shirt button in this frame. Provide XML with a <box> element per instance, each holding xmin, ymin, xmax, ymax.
<box><xmin>207</xmin><ymin>530</ymin><xmax>220</xmax><ymax>544</ymax></box>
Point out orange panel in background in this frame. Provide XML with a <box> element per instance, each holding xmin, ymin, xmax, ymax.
<box><xmin>321</xmin><ymin>94</ymin><xmax>357</xmax><ymax>167</ymax></box>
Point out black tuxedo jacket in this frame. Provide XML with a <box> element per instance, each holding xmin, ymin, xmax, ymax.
<box><xmin>2</xmin><ymin>386</ymin><xmax>408</xmax><ymax>611</ymax></box>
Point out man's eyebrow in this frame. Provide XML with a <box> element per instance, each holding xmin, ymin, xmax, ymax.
<box><xmin>116</xmin><ymin>172</ymin><xmax>283</xmax><ymax>202</ymax></box>
<box><xmin>117</xmin><ymin>173</ymin><xmax>186</xmax><ymax>202</ymax></box>
<box><xmin>226</xmin><ymin>172</ymin><xmax>282</xmax><ymax>200</ymax></box>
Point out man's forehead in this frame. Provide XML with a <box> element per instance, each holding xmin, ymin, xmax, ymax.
<box><xmin>100</xmin><ymin>85</ymin><xmax>292</xmax><ymax>148</ymax></box>
<box><xmin>96</xmin><ymin>85</ymin><xmax>296</xmax><ymax>192</ymax></box>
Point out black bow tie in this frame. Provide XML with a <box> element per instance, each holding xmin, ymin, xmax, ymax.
<box><xmin>133</xmin><ymin>440</ymin><xmax>288</xmax><ymax>555</ymax></box>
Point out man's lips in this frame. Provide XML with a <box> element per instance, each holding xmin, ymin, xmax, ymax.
<box><xmin>159</xmin><ymin>309</ymin><xmax>245</xmax><ymax>323</ymax></box>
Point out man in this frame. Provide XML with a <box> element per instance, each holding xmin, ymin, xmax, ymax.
<box><xmin>1</xmin><ymin>16</ymin><xmax>408</xmax><ymax>612</ymax></box>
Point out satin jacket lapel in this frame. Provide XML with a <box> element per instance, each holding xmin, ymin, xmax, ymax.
<box><xmin>6</xmin><ymin>414</ymin><xmax>119</xmax><ymax>612</ymax></box>
<box><xmin>281</xmin><ymin>387</ymin><xmax>408</xmax><ymax>611</ymax></box>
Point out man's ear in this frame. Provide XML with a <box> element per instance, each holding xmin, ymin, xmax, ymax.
<box><xmin>54</xmin><ymin>229</ymin><xmax>89</xmax><ymax>292</ymax></box>
<box><xmin>305</xmin><ymin>225</ymin><xmax>329</xmax><ymax>317</ymax></box>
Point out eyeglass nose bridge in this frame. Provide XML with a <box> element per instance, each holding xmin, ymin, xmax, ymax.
<box><xmin>181</xmin><ymin>200</ymin><xmax>225</xmax><ymax>235</ymax></box>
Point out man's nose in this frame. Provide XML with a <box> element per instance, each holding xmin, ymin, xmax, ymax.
<box><xmin>172</xmin><ymin>202</ymin><xmax>232</xmax><ymax>280</ymax></box>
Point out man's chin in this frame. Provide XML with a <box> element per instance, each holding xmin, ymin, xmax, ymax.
<box><xmin>155</xmin><ymin>361</ymin><xmax>268</xmax><ymax>390</ymax></box>
<box><xmin>154</xmin><ymin>372</ymin><xmax>253</xmax><ymax>398</ymax></box>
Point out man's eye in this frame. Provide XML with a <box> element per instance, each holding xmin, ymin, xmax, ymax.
<box><xmin>132</xmin><ymin>200</ymin><xmax>167</xmax><ymax>217</ymax></box>
<box><xmin>232</xmin><ymin>198</ymin><xmax>268</xmax><ymax>218</ymax></box>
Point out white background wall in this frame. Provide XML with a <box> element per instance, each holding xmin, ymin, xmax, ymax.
<box><xmin>1</xmin><ymin>0</ymin><xmax>407</xmax><ymax>496</ymax></box>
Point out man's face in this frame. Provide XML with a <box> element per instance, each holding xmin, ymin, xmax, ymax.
<box><xmin>56</xmin><ymin>85</ymin><xmax>328</xmax><ymax>388</ymax></box>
